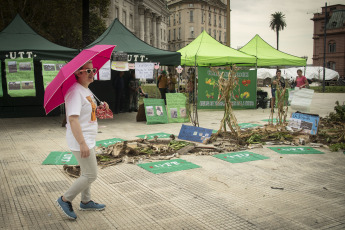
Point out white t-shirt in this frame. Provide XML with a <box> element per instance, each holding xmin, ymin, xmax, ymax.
<box><xmin>65</xmin><ymin>82</ymin><xmax>98</xmax><ymax>151</ymax></box>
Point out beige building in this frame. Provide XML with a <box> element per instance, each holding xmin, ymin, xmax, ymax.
<box><xmin>105</xmin><ymin>0</ymin><xmax>170</xmax><ymax>49</ymax></box>
<box><xmin>167</xmin><ymin>0</ymin><xmax>228</xmax><ymax>52</ymax></box>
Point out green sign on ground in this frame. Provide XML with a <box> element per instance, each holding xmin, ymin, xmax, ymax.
<box><xmin>96</xmin><ymin>138</ymin><xmax>126</xmax><ymax>147</ymax></box>
<box><xmin>136</xmin><ymin>132</ymin><xmax>172</xmax><ymax>140</ymax></box>
<box><xmin>262</xmin><ymin>118</ymin><xmax>289</xmax><ymax>123</ymax></box>
<box><xmin>42</xmin><ymin>151</ymin><xmax>78</xmax><ymax>165</ymax></box>
<box><xmin>197</xmin><ymin>67</ymin><xmax>257</xmax><ymax>109</ymax></box>
<box><xmin>5</xmin><ymin>58</ymin><xmax>35</xmax><ymax>97</ymax></box>
<box><xmin>143</xmin><ymin>98</ymin><xmax>168</xmax><ymax>124</ymax></box>
<box><xmin>238</xmin><ymin>123</ymin><xmax>262</xmax><ymax>129</ymax></box>
<box><xmin>213</xmin><ymin>151</ymin><xmax>269</xmax><ymax>163</ymax></box>
<box><xmin>166</xmin><ymin>93</ymin><xmax>189</xmax><ymax>123</ymax></box>
<box><xmin>268</xmin><ymin>147</ymin><xmax>324</xmax><ymax>154</ymax></box>
<box><xmin>138</xmin><ymin>159</ymin><xmax>201</xmax><ymax>174</ymax></box>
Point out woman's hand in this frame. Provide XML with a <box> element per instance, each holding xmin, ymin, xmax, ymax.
<box><xmin>80</xmin><ymin>142</ymin><xmax>90</xmax><ymax>158</ymax></box>
<box><xmin>69</xmin><ymin>115</ymin><xmax>90</xmax><ymax>158</ymax></box>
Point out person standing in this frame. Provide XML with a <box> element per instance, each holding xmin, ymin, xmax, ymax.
<box><xmin>271</xmin><ymin>69</ymin><xmax>285</xmax><ymax>112</ymax></box>
<box><xmin>56</xmin><ymin>60</ymin><xmax>105</xmax><ymax>220</ymax></box>
<box><xmin>129</xmin><ymin>71</ymin><xmax>139</xmax><ymax>112</ymax></box>
<box><xmin>167</xmin><ymin>73</ymin><xmax>177</xmax><ymax>93</ymax></box>
<box><xmin>295</xmin><ymin>69</ymin><xmax>309</xmax><ymax>89</ymax></box>
<box><xmin>157</xmin><ymin>70</ymin><xmax>168</xmax><ymax>103</ymax></box>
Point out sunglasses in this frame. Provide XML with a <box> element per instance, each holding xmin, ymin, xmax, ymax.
<box><xmin>79</xmin><ymin>68</ymin><xmax>97</xmax><ymax>74</ymax></box>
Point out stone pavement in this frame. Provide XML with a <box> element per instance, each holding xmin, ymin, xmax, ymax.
<box><xmin>0</xmin><ymin>91</ymin><xmax>345</xmax><ymax>229</ymax></box>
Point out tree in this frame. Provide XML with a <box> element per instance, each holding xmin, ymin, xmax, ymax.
<box><xmin>269</xmin><ymin>12</ymin><xmax>286</xmax><ymax>50</ymax></box>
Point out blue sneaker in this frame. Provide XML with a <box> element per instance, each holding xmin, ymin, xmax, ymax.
<box><xmin>56</xmin><ymin>196</ymin><xmax>77</xmax><ymax>220</ymax></box>
<box><xmin>79</xmin><ymin>200</ymin><xmax>106</xmax><ymax>211</ymax></box>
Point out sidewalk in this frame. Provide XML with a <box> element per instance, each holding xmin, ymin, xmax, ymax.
<box><xmin>0</xmin><ymin>91</ymin><xmax>344</xmax><ymax>229</ymax></box>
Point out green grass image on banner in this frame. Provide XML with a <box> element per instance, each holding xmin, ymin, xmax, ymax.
<box><xmin>268</xmin><ymin>147</ymin><xmax>324</xmax><ymax>154</ymax></box>
<box><xmin>42</xmin><ymin>151</ymin><xmax>78</xmax><ymax>165</ymax></box>
<box><xmin>213</xmin><ymin>151</ymin><xmax>269</xmax><ymax>163</ymax></box>
<box><xmin>136</xmin><ymin>132</ymin><xmax>173</xmax><ymax>140</ymax></box>
<box><xmin>96</xmin><ymin>138</ymin><xmax>126</xmax><ymax>147</ymax></box>
<box><xmin>138</xmin><ymin>159</ymin><xmax>201</xmax><ymax>174</ymax></box>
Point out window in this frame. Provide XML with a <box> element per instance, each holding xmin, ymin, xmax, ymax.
<box><xmin>224</xmin><ymin>33</ymin><xmax>226</xmax><ymax>42</ymax></box>
<box><xmin>168</xmin><ymin>16</ymin><xmax>170</xmax><ymax>26</ymax></box>
<box><xmin>115</xmin><ymin>7</ymin><xmax>119</xmax><ymax>18</ymax></box>
<box><xmin>201</xmin><ymin>10</ymin><xmax>204</xmax><ymax>23</ymax></box>
<box><xmin>190</xmin><ymin>10</ymin><xmax>194</xmax><ymax>22</ymax></box>
<box><xmin>173</xmin><ymin>29</ymin><xmax>176</xmax><ymax>40</ymax></box>
<box><xmin>208</xmin><ymin>28</ymin><xmax>211</xmax><ymax>35</ymax></box>
<box><xmin>161</xmin><ymin>29</ymin><xmax>162</xmax><ymax>40</ymax></box>
<box><xmin>214</xmin><ymin>13</ymin><xmax>217</xmax><ymax>26</ymax></box>
<box><xmin>327</xmin><ymin>61</ymin><xmax>336</xmax><ymax>70</ymax></box>
<box><xmin>173</xmin><ymin>14</ymin><xmax>176</xmax><ymax>26</ymax></box>
<box><xmin>178</xmin><ymin>27</ymin><xmax>181</xmax><ymax>40</ymax></box>
<box><xmin>130</xmin><ymin>14</ymin><xmax>133</xmax><ymax>27</ymax></box>
<box><xmin>224</xmin><ymin>17</ymin><xmax>226</xmax><ymax>28</ymax></box>
<box><xmin>123</xmin><ymin>11</ymin><xmax>127</xmax><ymax>26</ymax></box>
<box><xmin>168</xmin><ymin>30</ymin><xmax>171</xmax><ymax>41</ymax></box>
<box><xmin>201</xmin><ymin>27</ymin><xmax>204</xmax><ymax>32</ymax></box>
<box><xmin>189</xmin><ymin>4</ymin><xmax>194</xmax><ymax>7</ymax></box>
<box><xmin>190</xmin><ymin>26</ymin><xmax>194</xmax><ymax>38</ymax></box>
<box><xmin>219</xmin><ymin>31</ymin><xmax>222</xmax><ymax>42</ymax></box>
<box><xmin>214</xmin><ymin>29</ymin><xmax>216</xmax><ymax>38</ymax></box>
<box><xmin>328</xmin><ymin>42</ymin><xmax>336</xmax><ymax>53</ymax></box>
<box><xmin>209</xmin><ymin>13</ymin><xmax>211</xmax><ymax>25</ymax></box>
<box><xmin>219</xmin><ymin>15</ymin><xmax>222</xmax><ymax>27</ymax></box>
<box><xmin>179</xmin><ymin>12</ymin><xmax>181</xmax><ymax>24</ymax></box>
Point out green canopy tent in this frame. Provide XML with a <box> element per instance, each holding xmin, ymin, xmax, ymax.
<box><xmin>0</xmin><ymin>14</ymin><xmax>79</xmax><ymax>117</ymax></box>
<box><xmin>177</xmin><ymin>30</ymin><xmax>256</xmax><ymax>66</ymax></box>
<box><xmin>239</xmin><ymin>34</ymin><xmax>307</xmax><ymax>67</ymax></box>
<box><xmin>86</xmin><ymin>18</ymin><xmax>181</xmax><ymax>66</ymax></box>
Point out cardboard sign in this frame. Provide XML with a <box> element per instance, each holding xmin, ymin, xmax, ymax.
<box><xmin>96</xmin><ymin>60</ymin><xmax>111</xmax><ymax>80</ymax></box>
<box><xmin>268</xmin><ymin>147</ymin><xmax>324</xmax><ymax>154</ymax></box>
<box><xmin>136</xmin><ymin>132</ymin><xmax>172</xmax><ymax>140</ymax></box>
<box><xmin>178</xmin><ymin>124</ymin><xmax>213</xmax><ymax>143</ymax></box>
<box><xmin>288</xmin><ymin>112</ymin><xmax>320</xmax><ymax>135</ymax></box>
<box><xmin>143</xmin><ymin>98</ymin><xmax>168</xmax><ymax>124</ymax></box>
<box><xmin>213</xmin><ymin>151</ymin><xmax>269</xmax><ymax>163</ymax></box>
<box><xmin>42</xmin><ymin>152</ymin><xmax>78</xmax><ymax>165</ymax></box>
<box><xmin>138</xmin><ymin>159</ymin><xmax>200</xmax><ymax>174</ymax></box>
<box><xmin>135</xmin><ymin>62</ymin><xmax>154</xmax><ymax>79</ymax></box>
<box><xmin>96</xmin><ymin>138</ymin><xmax>126</xmax><ymax>147</ymax></box>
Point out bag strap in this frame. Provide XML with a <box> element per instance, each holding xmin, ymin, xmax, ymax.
<box><xmin>90</xmin><ymin>91</ymin><xmax>104</xmax><ymax>105</ymax></box>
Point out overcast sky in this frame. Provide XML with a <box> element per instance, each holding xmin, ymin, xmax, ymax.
<box><xmin>230</xmin><ymin>0</ymin><xmax>344</xmax><ymax>64</ymax></box>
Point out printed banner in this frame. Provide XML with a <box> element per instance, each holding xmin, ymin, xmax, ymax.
<box><xmin>95</xmin><ymin>60</ymin><xmax>111</xmax><ymax>80</ymax></box>
<box><xmin>96</xmin><ymin>138</ymin><xmax>126</xmax><ymax>148</ymax></box>
<box><xmin>42</xmin><ymin>151</ymin><xmax>78</xmax><ymax>165</ymax></box>
<box><xmin>111</xmin><ymin>61</ymin><xmax>129</xmax><ymax>71</ymax></box>
<box><xmin>143</xmin><ymin>98</ymin><xmax>168</xmax><ymax>124</ymax></box>
<box><xmin>5</xmin><ymin>58</ymin><xmax>35</xmax><ymax>97</ymax></box>
<box><xmin>178</xmin><ymin>124</ymin><xmax>213</xmax><ymax>143</ymax></box>
<box><xmin>136</xmin><ymin>132</ymin><xmax>172</xmax><ymax>140</ymax></box>
<box><xmin>166</xmin><ymin>93</ymin><xmax>189</xmax><ymax>123</ymax></box>
<box><xmin>288</xmin><ymin>112</ymin><xmax>319</xmax><ymax>135</ymax></box>
<box><xmin>42</xmin><ymin>60</ymin><xmax>67</xmax><ymax>89</ymax></box>
<box><xmin>135</xmin><ymin>62</ymin><xmax>154</xmax><ymax>79</ymax></box>
<box><xmin>268</xmin><ymin>147</ymin><xmax>324</xmax><ymax>154</ymax></box>
<box><xmin>138</xmin><ymin>159</ymin><xmax>201</xmax><ymax>174</ymax></box>
<box><xmin>213</xmin><ymin>151</ymin><xmax>269</xmax><ymax>163</ymax></box>
<box><xmin>197</xmin><ymin>67</ymin><xmax>257</xmax><ymax>109</ymax></box>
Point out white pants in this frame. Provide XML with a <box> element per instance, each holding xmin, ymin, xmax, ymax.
<box><xmin>64</xmin><ymin>148</ymin><xmax>98</xmax><ymax>203</ymax></box>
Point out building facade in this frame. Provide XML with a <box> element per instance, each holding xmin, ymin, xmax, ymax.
<box><xmin>167</xmin><ymin>0</ymin><xmax>228</xmax><ymax>52</ymax></box>
<box><xmin>106</xmin><ymin>0</ymin><xmax>170</xmax><ymax>49</ymax></box>
<box><xmin>312</xmin><ymin>4</ymin><xmax>345</xmax><ymax>78</ymax></box>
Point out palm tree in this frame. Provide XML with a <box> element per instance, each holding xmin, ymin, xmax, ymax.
<box><xmin>269</xmin><ymin>12</ymin><xmax>287</xmax><ymax>50</ymax></box>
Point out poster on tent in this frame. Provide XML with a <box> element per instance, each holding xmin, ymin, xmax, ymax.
<box><xmin>143</xmin><ymin>98</ymin><xmax>168</xmax><ymax>124</ymax></box>
<box><xmin>197</xmin><ymin>67</ymin><xmax>257</xmax><ymax>109</ymax></box>
<box><xmin>135</xmin><ymin>62</ymin><xmax>154</xmax><ymax>79</ymax></box>
<box><xmin>0</xmin><ymin>64</ymin><xmax>3</xmax><ymax>97</ymax></box>
<box><xmin>95</xmin><ymin>60</ymin><xmax>111</xmax><ymax>80</ymax></box>
<box><xmin>166</xmin><ymin>93</ymin><xmax>189</xmax><ymax>123</ymax></box>
<box><xmin>42</xmin><ymin>60</ymin><xmax>66</xmax><ymax>89</ymax></box>
<box><xmin>5</xmin><ymin>58</ymin><xmax>35</xmax><ymax>97</ymax></box>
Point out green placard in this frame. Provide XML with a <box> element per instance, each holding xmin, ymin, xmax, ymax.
<box><xmin>0</xmin><ymin>63</ymin><xmax>3</xmax><ymax>97</ymax></box>
<box><xmin>238</xmin><ymin>123</ymin><xmax>262</xmax><ymax>129</ymax></box>
<box><xmin>197</xmin><ymin>67</ymin><xmax>257</xmax><ymax>109</ymax></box>
<box><xmin>166</xmin><ymin>93</ymin><xmax>189</xmax><ymax>123</ymax></box>
<box><xmin>268</xmin><ymin>147</ymin><xmax>324</xmax><ymax>154</ymax></box>
<box><xmin>262</xmin><ymin>118</ymin><xmax>289</xmax><ymax>123</ymax></box>
<box><xmin>42</xmin><ymin>151</ymin><xmax>78</xmax><ymax>165</ymax></box>
<box><xmin>42</xmin><ymin>60</ymin><xmax>67</xmax><ymax>89</ymax></box>
<box><xmin>143</xmin><ymin>98</ymin><xmax>168</xmax><ymax>124</ymax></box>
<box><xmin>96</xmin><ymin>138</ymin><xmax>126</xmax><ymax>147</ymax></box>
<box><xmin>5</xmin><ymin>58</ymin><xmax>35</xmax><ymax>97</ymax></box>
<box><xmin>138</xmin><ymin>159</ymin><xmax>201</xmax><ymax>174</ymax></box>
<box><xmin>136</xmin><ymin>132</ymin><xmax>172</xmax><ymax>140</ymax></box>
<box><xmin>213</xmin><ymin>151</ymin><xmax>269</xmax><ymax>163</ymax></box>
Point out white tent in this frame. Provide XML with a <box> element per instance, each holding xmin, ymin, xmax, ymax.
<box><xmin>255</xmin><ymin>66</ymin><xmax>339</xmax><ymax>81</ymax></box>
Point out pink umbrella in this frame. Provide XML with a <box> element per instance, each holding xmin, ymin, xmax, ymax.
<box><xmin>44</xmin><ymin>45</ymin><xmax>116</xmax><ymax>114</ymax></box>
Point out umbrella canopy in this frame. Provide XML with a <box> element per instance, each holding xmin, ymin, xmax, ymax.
<box><xmin>44</xmin><ymin>45</ymin><xmax>116</xmax><ymax>114</ymax></box>
<box><xmin>177</xmin><ymin>30</ymin><xmax>256</xmax><ymax>66</ymax></box>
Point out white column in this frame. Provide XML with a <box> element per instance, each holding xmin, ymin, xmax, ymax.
<box><xmin>152</xmin><ymin>14</ymin><xmax>157</xmax><ymax>47</ymax></box>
